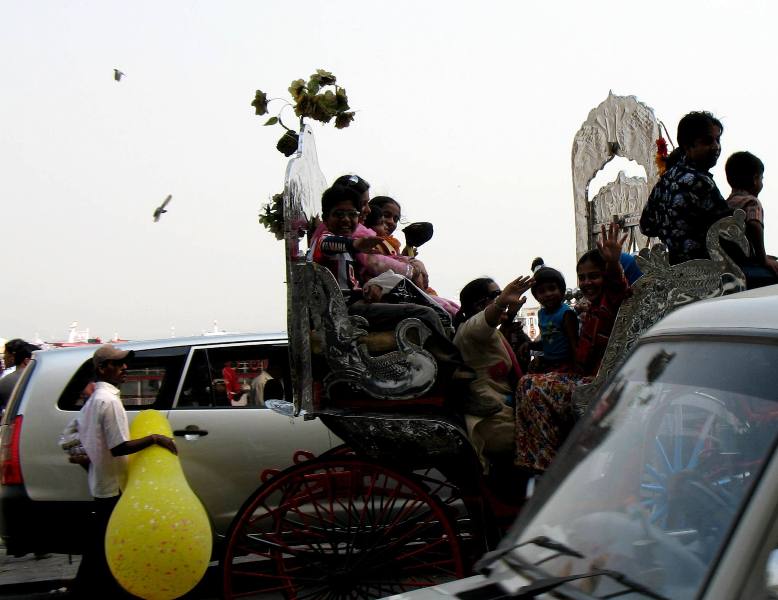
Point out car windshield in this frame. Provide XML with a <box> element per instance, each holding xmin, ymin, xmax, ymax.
<box><xmin>505</xmin><ymin>338</ymin><xmax>778</xmax><ymax>599</ymax></box>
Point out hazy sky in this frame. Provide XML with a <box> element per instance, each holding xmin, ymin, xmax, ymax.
<box><xmin>2</xmin><ymin>0</ymin><xmax>776</xmax><ymax>342</ymax></box>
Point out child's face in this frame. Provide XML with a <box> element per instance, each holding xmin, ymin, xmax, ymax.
<box><xmin>380</xmin><ymin>202</ymin><xmax>401</xmax><ymax>235</ymax></box>
<box><xmin>753</xmin><ymin>172</ymin><xmax>764</xmax><ymax>196</ymax></box>
<box><xmin>685</xmin><ymin>124</ymin><xmax>722</xmax><ymax>171</ymax></box>
<box><xmin>577</xmin><ymin>260</ymin><xmax>604</xmax><ymax>302</ymax></box>
<box><xmin>534</xmin><ymin>282</ymin><xmax>563</xmax><ymax>311</ymax></box>
<box><xmin>371</xmin><ymin>220</ymin><xmax>388</xmax><ymax>236</ymax></box>
<box><xmin>325</xmin><ymin>201</ymin><xmax>360</xmax><ymax>236</ymax></box>
<box><xmin>359</xmin><ymin>192</ymin><xmax>371</xmax><ymax>222</ymax></box>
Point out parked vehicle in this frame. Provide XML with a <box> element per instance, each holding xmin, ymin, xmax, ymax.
<box><xmin>390</xmin><ymin>285</ymin><xmax>778</xmax><ymax>600</ymax></box>
<box><xmin>0</xmin><ymin>333</ymin><xmax>336</xmax><ymax>557</ymax></box>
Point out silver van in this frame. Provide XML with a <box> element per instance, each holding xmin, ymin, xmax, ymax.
<box><xmin>391</xmin><ymin>285</ymin><xmax>778</xmax><ymax>600</ymax></box>
<box><xmin>0</xmin><ymin>333</ymin><xmax>336</xmax><ymax>557</ymax></box>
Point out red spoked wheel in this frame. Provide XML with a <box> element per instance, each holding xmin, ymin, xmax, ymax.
<box><xmin>222</xmin><ymin>456</ymin><xmax>465</xmax><ymax>599</ymax></box>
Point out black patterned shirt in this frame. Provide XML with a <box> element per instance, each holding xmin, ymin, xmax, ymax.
<box><xmin>640</xmin><ymin>157</ymin><xmax>731</xmax><ymax>264</ymax></box>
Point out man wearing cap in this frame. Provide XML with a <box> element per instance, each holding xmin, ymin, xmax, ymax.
<box><xmin>74</xmin><ymin>344</ymin><xmax>177</xmax><ymax>596</ymax></box>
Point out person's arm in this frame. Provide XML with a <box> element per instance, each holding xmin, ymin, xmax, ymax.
<box><xmin>562</xmin><ymin>309</ymin><xmax>579</xmax><ymax>356</ymax></box>
<box><xmin>639</xmin><ymin>189</ymin><xmax>660</xmax><ymax>237</ymax></box>
<box><xmin>111</xmin><ymin>434</ymin><xmax>177</xmax><ymax>457</ymax></box>
<box><xmin>319</xmin><ymin>235</ymin><xmax>382</xmax><ymax>255</ymax></box>
<box><xmin>484</xmin><ymin>275</ymin><xmax>534</xmax><ymax>328</ymax></box>
<box><xmin>356</xmin><ymin>249</ymin><xmax>418</xmax><ymax>282</ymax></box>
<box><xmin>750</xmin><ymin>220</ymin><xmax>778</xmax><ymax>276</ymax></box>
<box><xmin>745</xmin><ymin>219</ymin><xmax>768</xmax><ymax>264</ymax></box>
<box><xmin>406</xmin><ymin>259</ymin><xmax>426</xmax><ymax>289</ymax></box>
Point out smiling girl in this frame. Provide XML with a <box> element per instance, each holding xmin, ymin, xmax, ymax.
<box><xmin>514</xmin><ymin>223</ymin><xmax>629</xmax><ymax>472</ymax></box>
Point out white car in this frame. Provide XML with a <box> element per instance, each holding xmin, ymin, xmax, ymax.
<box><xmin>0</xmin><ymin>333</ymin><xmax>337</xmax><ymax>557</ymax></box>
<box><xmin>390</xmin><ymin>285</ymin><xmax>778</xmax><ymax>600</ymax></box>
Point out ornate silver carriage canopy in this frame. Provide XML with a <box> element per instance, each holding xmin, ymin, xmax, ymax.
<box><xmin>572</xmin><ymin>92</ymin><xmax>661</xmax><ymax>257</ymax></box>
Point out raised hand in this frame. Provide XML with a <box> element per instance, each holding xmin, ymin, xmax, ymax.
<box><xmin>597</xmin><ymin>222</ymin><xmax>628</xmax><ymax>265</ymax></box>
<box><xmin>498</xmin><ymin>275</ymin><xmax>534</xmax><ymax>310</ymax></box>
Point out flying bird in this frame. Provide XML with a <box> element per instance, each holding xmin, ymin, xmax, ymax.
<box><xmin>153</xmin><ymin>195</ymin><xmax>172</xmax><ymax>222</ymax></box>
<box><xmin>113</xmin><ymin>69</ymin><xmax>125</xmax><ymax>82</ymax></box>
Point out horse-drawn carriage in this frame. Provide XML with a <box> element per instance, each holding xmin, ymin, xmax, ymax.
<box><xmin>220</xmin><ymin>95</ymin><xmax>754</xmax><ymax>599</ymax></box>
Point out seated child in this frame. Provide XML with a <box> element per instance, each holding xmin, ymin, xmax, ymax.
<box><xmin>311</xmin><ymin>185</ymin><xmax>455</xmax><ymax>347</ymax></box>
<box><xmin>368</xmin><ymin>196</ymin><xmax>403</xmax><ymax>254</ymax></box>
<box><xmin>311</xmin><ymin>185</ymin><xmax>382</xmax><ymax>296</ymax></box>
<box><xmin>527</xmin><ymin>265</ymin><xmax>578</xmax><ymax>373</ymax></box>
<box><xmin>724</xmin><ymin>151</ymin><xmax>778</xmax><ymax>288</ymax></box>
<box><xmin>364</xmin><ymin>205</ymin><xmax>400</xmax><ymax>256</ymax></box>
<box><xmin>366</xmin><ymin>195</ymin><xmax>459</xmax><ymax>316</ymax></box>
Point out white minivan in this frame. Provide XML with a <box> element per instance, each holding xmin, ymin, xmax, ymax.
<box><xmin>391</xmin><ymin>285</ymin><xmax>778</xmax><ymax>600</ymax></box>
<box><xmin>0</xmin><ymin>333</ymin><xmax>336</xmax><ymax>557</ymax></box>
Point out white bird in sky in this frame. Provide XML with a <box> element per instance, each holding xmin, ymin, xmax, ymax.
<box><xmin>113</xmin><ymin>68</ymin><xmax>125</xmax><ymax>82</ymax></box>
<box><xmin>153</xmin><ymin>195</ymin><xmax>172</xmax><ymax>222</ymax></box>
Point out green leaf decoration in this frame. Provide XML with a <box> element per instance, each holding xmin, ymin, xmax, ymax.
<box><xmin>294</xmin><ymin>94</ymin><xmax>315</xmax><ymax>118</ymax></box>
<box><xmin>318</xmin><ymin>90</ymin><xmax>338</xmax><ymax>114</ymax></box>
<box><xmin>258</xmin><ymin>192</ymin><xmax>285</xmax><ymax>240</ymax></box>
<box><xmin>334</xmin><ymin>111</ymin><xmax>355</xmax><ymax>129</ymax></box>
<box><xmin>315</xmin><ymin>69</ymin><xmax>336</xmax><ymax>86</ymax></box>
<box><xmin>335</xmin><ymin>87</ymin><xmax>349</xmax><ymax>112</ymax></box>
<box><xmin>288</xmin><ymin>79</ymin><xmax>306</xmax><ymax>102</ymax></box>
<box><xmin>307</xmin><ymin>75</ymin><xmax>321</xmax><ymax>96</ymax></box>
<box><xmin>309</xmin><ymin>93</ymin><xmax>335</xmax><ymax>123</ymax></box>
<box><xmin>251</xmin><ymin>90</ymin><xmax>269</xmax><ymax>115</ymax></box>
<box><xmin>253</xmin><ymin>69</ymin><xmax>355</xmax><ymax>155</ymax></box>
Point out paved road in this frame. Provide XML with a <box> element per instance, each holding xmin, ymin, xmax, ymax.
<box><xmin>0</xmin><ymin>546</ymin><xmax>222</xmax><ymax>598</ymax></box>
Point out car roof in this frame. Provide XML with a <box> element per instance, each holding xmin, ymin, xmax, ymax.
<box><xmin>32</xmin><ymin>332</ymin><xmax>287</xmax><ymax>363</ymax></box>
<box><xmin>643</xmin><ymin>284</ymin><xmax>778</xmax><ymax>339</ymax></box>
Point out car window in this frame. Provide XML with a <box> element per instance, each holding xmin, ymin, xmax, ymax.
<box><xmin>58</xmin><ymin>347</ymin><xmax>188</xmax><ymax>411</ymax></box>
<box><xmin>175</xmin><ymin>344</ymin><xmax>288</xmax><ymax>409</ymax></box>
<box><xmin>508</xmin><ymin>339</ymin><xmax>778</xmax><ymax>600</ymax></box>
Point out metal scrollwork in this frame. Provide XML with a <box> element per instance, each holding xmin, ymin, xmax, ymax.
<box><xmin>310</xmin><ymin>264</ymin><xmax>438</xmax><ymax>400</ymax></box>
<box><xmin>283</xmin><ymin>126</ymin><xmax>328</xmax><ymax>415</ymax></box>
<box><xmin>572</xmin><ymin>92</ymin><xmax>660</xmax><ymax>258</ymax></box>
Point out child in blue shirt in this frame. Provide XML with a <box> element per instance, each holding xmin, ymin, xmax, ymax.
<box><xmin>529</xmin><ymin>266</ymin><xmax>578</xmax><ymax>373</ymax></box>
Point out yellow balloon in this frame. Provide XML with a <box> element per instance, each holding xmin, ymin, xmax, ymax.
<box><xmin>106</xmin><ymin>409</ymin><xmax>212</xmax><ymax>600</ymax></box>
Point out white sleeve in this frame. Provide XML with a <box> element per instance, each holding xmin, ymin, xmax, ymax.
<box><xmin>100</xmin><ymin>399</ymin><xmax>130</xmax><ymax>451</ymax></box>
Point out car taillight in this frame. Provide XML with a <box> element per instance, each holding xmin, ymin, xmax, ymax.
<box><xmin>0</xmin><ymin>415</ymin><xmax>23</xmax><ymax>485</ymax></box>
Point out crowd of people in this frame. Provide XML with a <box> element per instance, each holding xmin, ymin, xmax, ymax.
<box><xmin>310</xmin><ymin>109</ymin><xmax>776</xmax><ymax>493</ymax></box>
<box><xmin>1</xmin><ymin>109</ymin><xmax>774</xmax><ymax>596</ymax></box>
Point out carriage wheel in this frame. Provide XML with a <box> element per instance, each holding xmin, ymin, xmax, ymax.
<box><xmin>222</xmin><ymin>456</ymin><xmax>465</xmax><ymax>599</ymax></box>
<box><xmin>640</xmin><ymin>392</ymin><xmax>741</xmax><ymax>530</ymax></box>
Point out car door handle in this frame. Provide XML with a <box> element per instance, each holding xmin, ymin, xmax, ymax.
<box><xmin>173</xmin><ymin>426</ymin><xmax>209</xmax><ymax>437</ymax></box>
